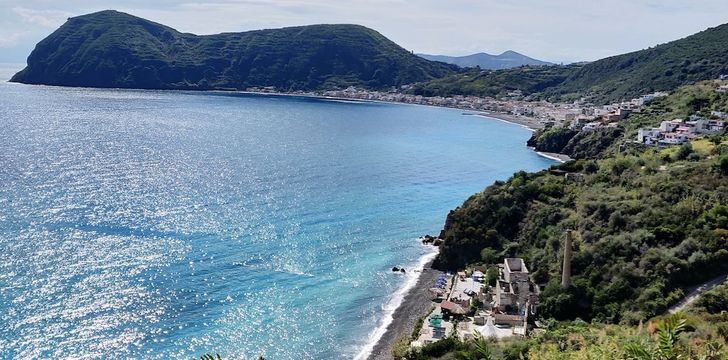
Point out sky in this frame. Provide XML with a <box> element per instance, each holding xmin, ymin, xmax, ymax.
<box><xmin>1</xmin><ymin>0</ymin><xmax>728</xmax><ymax>64</ymax></box>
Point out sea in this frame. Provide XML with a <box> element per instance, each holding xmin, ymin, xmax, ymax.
<box><xmin>0</xmin><ymin>64</ymin><xmax>554</xmax><ymax>359</ymax></box>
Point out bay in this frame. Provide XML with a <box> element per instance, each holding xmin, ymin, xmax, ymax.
<box><xmin>0</xmin><ymin>76</ymin><xmax>554</xmax><ymax>359</ymax></box>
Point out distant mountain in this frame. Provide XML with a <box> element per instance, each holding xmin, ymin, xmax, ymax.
<box><xmin>413</xmin><ymin>23</ymin><xmax>728</xmax><ymax>103</ymax></box>
<box><xmin>11</xmin><ymin>10</ymin><xmax>455</xmax><ymax>91</ymax></box>
<box><xmin>417</xmin><ymin>51</ymin><xmax>553</xmax><ymax>70</ymax></box>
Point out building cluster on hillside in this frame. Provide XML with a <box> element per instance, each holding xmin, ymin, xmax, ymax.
<box><xmin>254</xmin><ymin>85</ymin><xmax>728</xmax><ymax>146</ymax></box>
<box><xmin>636</xmin><ymin>116</ymin><xmax>726</xmax><ymax>145</ymax></box>
<box><xmin>410</xmin><ymin>258</ymin><xmax>540</xmax><ymax>348</ymax></box>
<box><xmin>317</xmin><ymin>87</ymin><xmax>673</xmax><ymax>131</ymax></box>
<box><xmin>567</xmin><ymin>92</ymin><xmax>669</xmax><ymax>132</ymax></box>
<box><xmin>634</xmin><ymin>79</ymin><xmax>728</xmax><ymax>146</ymax></box>
<box><xmin>250</xmin><ymin>85</ymin><xmax>678</xmax><ymax>132</ymax></box>
<box><xmin>318</xmin><ymin>87</ymin><xmax>577</xmax><ymax>127</ymax></box>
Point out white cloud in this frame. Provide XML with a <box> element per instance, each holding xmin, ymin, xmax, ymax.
<box><xmin>0</xmin><ymin>31</ymin><xmax>27</xmax><ymax>47</ymax></box>
<box><xmin>1</xmin><ymin>0</ymin><xmax>728</xmax><ymax>62</ymax></box>
<box><xmin>12</xmin><ymin>7</ymin><xmax>73</xmax><ymax>28</ymax></box>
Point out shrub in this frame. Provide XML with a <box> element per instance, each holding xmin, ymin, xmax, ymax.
<box><xmin>714</xmin><ymin>155</ymin><xmax>728</xmax><ymax>176</ymax></box>
<box><xmin>674</xmin><ymin>142</ymin><xmax>694</xmax><ymax>161</ymax></box>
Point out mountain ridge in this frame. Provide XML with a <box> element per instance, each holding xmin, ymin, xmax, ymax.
<box><xmin>417</xmin><ymin>50</ymin><xmax>553</xmax><ymax>70</ymax></box>
<box><xmin>10</xmin><ymin>10</ymin><xmax>456</xmax><ymax>91</ymax></box>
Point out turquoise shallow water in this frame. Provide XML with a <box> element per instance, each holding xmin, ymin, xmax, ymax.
<box><xmin>0</xmin><ymin>78</ymin><xmax>553</xmax><ymax>359</ymax></box>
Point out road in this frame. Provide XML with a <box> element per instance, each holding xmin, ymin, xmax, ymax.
<box><xmin>668</xmin><ymin>273</ymin><xmax>728</xmax><ymax>314</ymax></box>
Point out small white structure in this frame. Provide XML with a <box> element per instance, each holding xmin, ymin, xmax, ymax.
<box><xmin>637</xmin><ymin>128</ymin><xmax>662</xmax><ymax>145</ymax></box>
<box><xmin>582</xmin><ymin>121</ymin><xmax>602</xmax><ymax>131</ymax></box>
<box><xmin>660</xmin><ymin>120</ymin><xmax>682</xmax><ymax>133</ymax></box>
<box><xmin>710</xmin><ymin>111</ymin><xmax>727</xmax><ymax>119</ymax></box>
<box><xmin>661</xmin><ymin>132</ymin><xmax>688</xmax><ymax>145</ymax></box>
<box><xmin>706</xmin><ymin>120</ymin><xmax>726</xmax><ymax>132</ymax></box>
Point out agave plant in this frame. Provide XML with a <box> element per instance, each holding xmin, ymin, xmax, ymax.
<box><xmin>194</xmin><ymin>354</ymin><xmax>222</xmax><ymax>360</ymax></box>
<box><xmin>193</xmin><ymin>354</ymin><xmax>265</xmax><ymax>360</ymax></box>
<box><xmin>457</xmin><ymin>331</ymin><xmax>494</xmax><ymax>360</ymax></box>
<box><xmin>624</xmin><ymin>313</ymin><xmax>688</xmax><ymax>360</ymax></box>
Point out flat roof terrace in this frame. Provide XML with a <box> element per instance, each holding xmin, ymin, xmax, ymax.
<box><xmin>505</xmin><ymin>258</ymin><xmax>528</xmax><ymax>274</ymax></box>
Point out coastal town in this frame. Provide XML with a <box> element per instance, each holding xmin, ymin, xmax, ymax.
<box><xmin>249</xmin><ymin>77</ymin><xmax>728</xmax><ymax>142</ymax></box>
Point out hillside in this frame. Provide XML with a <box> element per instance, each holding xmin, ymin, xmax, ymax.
<box><xmin>397</xmin><ymin>310</ymin><xmax>728</xmax><ymax>359</ymax></box>
<box><xmin>411</xmin><ymin>65</ymin><xmax>578</xmax><ymax>98</ymax></box>
<box><xmin>527</xmin><ymin>81</ymin><xmax>728</xmax><ymax>159</ymax></box>
<box><xmin>417</xmin><ymin>51</ymin><xmax>552</xmax><ymax>70</ymax></box>
<box><xmin>433</xmin><ymin>141</ymin><xmax>728</xmax><ymax>323</ymax></box>
<box><xmin>411</xmin><ymin>23</ymin><xmax>728</xmax><ymax>103</ymax></box>
<box><xmin>10</xmin><ymin>10</ymin><xmax>455</xmax><ymax>91</ymax></box>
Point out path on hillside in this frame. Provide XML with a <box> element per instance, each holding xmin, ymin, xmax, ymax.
<box><xmin>668</xmin><ymin>273</ymin><xmax>728</xmax><ymax>314</ymax></box>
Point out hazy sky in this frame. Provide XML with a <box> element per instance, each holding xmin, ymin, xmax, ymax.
<box><xmin>1</xmin><ymin>0</ymin><xmax>728</xmax><ymax>63</ymax></box>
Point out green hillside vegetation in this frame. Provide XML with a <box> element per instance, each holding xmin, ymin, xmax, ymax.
<box><xmin>395</xmin><ymin>311</ymin><xmax>727</xmax><ymax>360</ymax></box>
<box><xmin>395</xmin><ymin>278</ymin><xmax>728</xmax><ymax>359</ymax></box>
<box><xmin>625</xmin><ymin>81</ymin><xmax>728</xmax><ymax>134</ymax></box>
<box><xmin>409</xmin><ymin>65</ymin><xmax>577</xmax><ymax>98</ymax></box>
<box><xmin>410</xmin><ymin>23</ymin><xmax>728</xmax><ymax>104</ymax></box>
<box><xmin>409</xmin><ymin>78</ymin><xmax>728</xmax><ymax>360</ymax></box>
<box><xmin>11</xmin><ymin>10</ymin><xmax>455</xmax><ymax>91</ymax></box>
<box><xmin>527</xmin><ymin>81</ymin><xmax>728</xmax><ymax>159</ymax></box>
<box><xmin>433</xmin><ymin>143</ymin><xmax>728</xmax><ymax>323</ymax></box>
<box><xmin>549</xmin><ymin>24</ymin><xmax>728</xmax><ymax>103</ymax></box>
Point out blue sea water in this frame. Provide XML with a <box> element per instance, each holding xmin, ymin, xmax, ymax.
<box><xmin>0</xmin><ymin>73</ymin><xmax>554</xmax><ymax>359</ymax></box>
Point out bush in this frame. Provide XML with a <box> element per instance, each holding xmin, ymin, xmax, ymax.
<box><xmin>674</xmin><ymin>142</ymin><xmax>694</xmax><ymax>161</ymax></box>
<box><xmin>709</xmin><ymin>134</ymin><xmax>724</xmax><ymax>146</ymax></box>
<box><xmin>583</xmin><ymin>160</ymin><xmax>599</xmax><ymax>173</ymax></box>
<box><xmin>714</xmin><ymin>155</ymin><xmax>728</xmax><ymax>176</ymax></box>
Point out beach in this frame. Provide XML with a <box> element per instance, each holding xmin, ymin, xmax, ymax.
<box><xmin>237</xmin><ymin>89</ymin><xmax>547</xmax><ymax>132</ymax></box>
<box><xmin>468</xmin><ymin>111</ymin><xmax>544</xmax><ymax>131</ymax></box>
<box><xmin>536</xmin><ymin>151</ymin><xmax>573</xmax><ymax>163</ymax></box>
<box><xmin>357</xmin><ymin>102</ymin><xmax>556</xmax><ymax>360</ymax></box>
<box><xmin>366</xmin><ymin>259</ymin><xmax>441</xmax><ymax>360</ymax></box>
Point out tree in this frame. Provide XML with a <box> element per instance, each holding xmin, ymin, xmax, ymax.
<box><xmin>709</xmin><ymin>134</ymin><xmax>723</xmax><ymax>146</ymax></box>
<box><xmin>714</xmin><ymin>155</ymin><xmax>728</xmax><ymax>176</ymax></box>
<box><xmin>480</xmin><ymin>248</ymin><xmax>497</xmax><ymax>264</ymax></box>
<box><xmin>486</xmin><ymin>267</ymin><xmax>499</xmax><ymax>287</ymax></box>
<box><xmin>674</xmin><ymin>143</ymin><xmax>693</xmax><ymax>161</ymax></box>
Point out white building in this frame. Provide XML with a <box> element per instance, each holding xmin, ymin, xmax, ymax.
<box><xmin>582</xmin><ymin>122</ymin><xmax>602</xmax><ymax>131</ymax></box>
<box><xmin>637</xmin><ymin>128</ymin><xmax>662</xmax><ymax>144</ymax></box>
<box><xmin>711</xmin><ymin>111</ymin><xmax>727</xmax><ymax>119</ymax></box>
<box><xmin>706</xmin><ymin>120</ymin><xmax>726</xmax><ymax>133</ymax></box>
<box><xmin>660</xmin><ymin>120</ymin><xmax>682</xmax><ymax>133</ymax></box>
<box><xmin>661</xmin><ymin>132</ymin><xmax>688</xmax><ymax>145</ymax></box>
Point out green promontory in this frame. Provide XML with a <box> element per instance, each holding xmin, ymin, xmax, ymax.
<box><xmin>10</xmin><ymin>10</ymin><xmax>455</xmax><ymax>91</ymax></box>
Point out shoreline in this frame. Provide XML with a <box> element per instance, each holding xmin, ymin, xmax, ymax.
<box><xmin>361</xmin><ymin>249</ymin><xmax>441</xmax><ymax>360</ymax></box>
<box><xmin>5</xmin><ymin>78</ymin><xmax>548</xmax><ymax>132</ymax></box>
<box><xmin>535</xmin><ymin>151</ymin><xmax>572</xmax><ymax>163</ymax></box>
<box><xmin>224</xmin><ymin>89</ymin><xmax>546</xmax><ymax>131</ymax></box>
<box><xmin>466</xmin><ymin>112</ymin><xmax>542</xmax><ymax>132</ymax></box>
<box><xmin>354</xmin><ymin>245</ymin><xmax>439</xmax><ymax>360</ymax></box>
